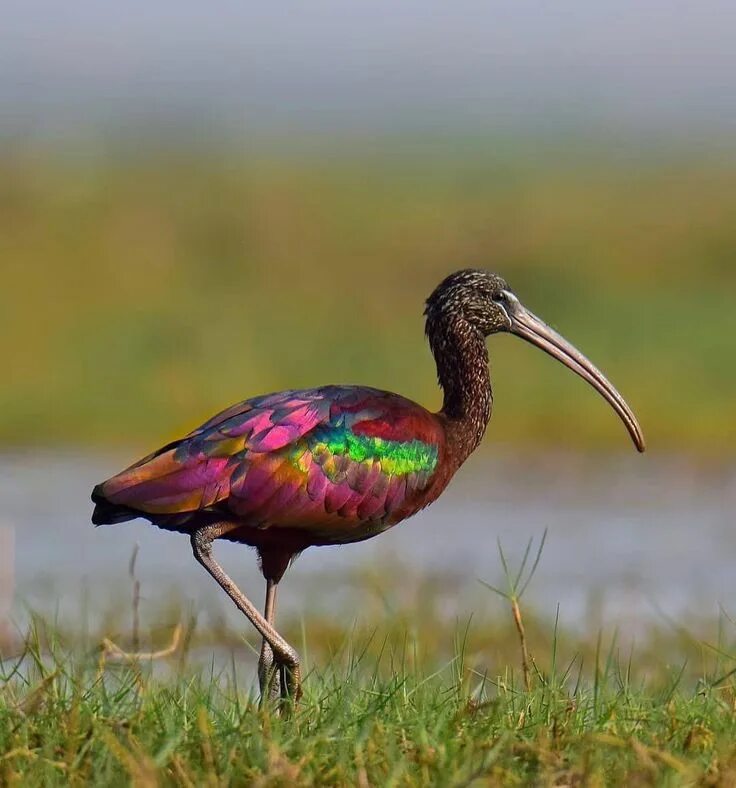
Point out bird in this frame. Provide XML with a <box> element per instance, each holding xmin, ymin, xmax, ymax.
<box><xmin>92</xmin><ymin>269</ymin><xmax>644</xmax><ymax>704</ymax></box>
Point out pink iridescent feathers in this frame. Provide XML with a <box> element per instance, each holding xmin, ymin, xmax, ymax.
<box><xmin>93</xmin><ymin>386</ymin><xmax>445</xmax><ymax>543</ymax></box>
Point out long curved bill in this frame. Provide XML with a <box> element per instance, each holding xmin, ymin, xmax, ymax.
<box><xmin>502</xmin><ymin>292</ymin><xmax>645</xmax><ymax>452</ymax></box>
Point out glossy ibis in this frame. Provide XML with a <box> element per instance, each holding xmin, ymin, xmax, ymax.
<box><xmin>92</xmin><ymin>269</ymin><xmax>644</xmax><ymax>702</ymax></box>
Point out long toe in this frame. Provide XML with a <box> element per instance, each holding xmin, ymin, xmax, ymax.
<box><xmin>258</xmin><ymin>643</ymin><xmax>282</xmax><ymax>706</ymax></box>
<box><xmin>280</xmin><ymin>661</ymin><xmax>302</xmax><ymax>705</ymax></box>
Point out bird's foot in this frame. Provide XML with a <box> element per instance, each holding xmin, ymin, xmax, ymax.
<box><xmin>258</xmin><ymin>643</ymin><xmax>301</xmax><ymax>713</ymax></box>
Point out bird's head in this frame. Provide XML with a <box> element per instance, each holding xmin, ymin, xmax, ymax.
<box><xmin>425</xmin><ymin>268</ymin><xmax>645</xmax><ymax>452</ymax></box>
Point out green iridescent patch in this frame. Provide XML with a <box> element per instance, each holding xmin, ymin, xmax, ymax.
<box><xmin>304</xmin><ymin>426</ymin><xmax>438</xmax><ymax>477</ymax></box>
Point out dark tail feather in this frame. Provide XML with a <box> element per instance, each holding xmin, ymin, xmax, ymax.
<box><xmin>91</xmin><ymin>484</ymin><xmax>138</xmax><ymax>525</ymax></box>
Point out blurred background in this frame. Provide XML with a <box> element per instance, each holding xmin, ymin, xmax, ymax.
<box><xmin>1</xmin><ymin>2</ymin><xmax>735</xmax><ymax>665</ymax></box>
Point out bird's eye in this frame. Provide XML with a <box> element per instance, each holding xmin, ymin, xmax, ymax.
<box><xmin>493</xmin><ymin>292</ymin><xmax>507</xmax><ymax>303</ymax></box>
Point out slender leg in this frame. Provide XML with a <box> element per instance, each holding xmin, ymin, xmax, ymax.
<box><xmin>258</xmin><ymin>579</ymin><xmax>282</xmax><ymax>702</ymax></box>
<box><xmin>190</xmin><ymin>525</ymin><xmax>301</xmax><ymax>702</ymax></box>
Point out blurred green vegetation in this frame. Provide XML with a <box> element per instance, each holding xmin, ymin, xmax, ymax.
<box><xmin>1</xmin><ymin>146</ymin><xmax>734</xmax><ymax>452</ymax></box>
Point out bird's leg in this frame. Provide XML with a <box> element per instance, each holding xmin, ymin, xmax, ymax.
<box><xmin>190</xmin><ymin>525</ymin><xmax>302</xmax><ymax>703</ymax></box>
<box><xmin>258</xmin><ymin>579</ymin><xmax>281</xmax><ymax>704</ymax></box>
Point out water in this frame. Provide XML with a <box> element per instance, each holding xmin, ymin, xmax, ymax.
<box><xmin>2</xmin><ymin>450</ymin><xmax>734</xmax><ymax>641</ymax></box>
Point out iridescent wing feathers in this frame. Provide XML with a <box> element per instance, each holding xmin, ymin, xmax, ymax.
<box><xmin>92</xmin><ymin>386</ymin><xmax>444</xmax><ymax>538</ymax></box>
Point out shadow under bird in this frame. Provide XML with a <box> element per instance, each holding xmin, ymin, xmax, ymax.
<box><xmin>92</xmin><ymin>270</ymin><xmax>645</xmax><ymax>703</ymax></box>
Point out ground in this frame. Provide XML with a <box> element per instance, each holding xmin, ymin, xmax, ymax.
<box><xmin>3</xmin><ymin>567</ymin><xmax>736</xmax><ymax>786</ymax></box>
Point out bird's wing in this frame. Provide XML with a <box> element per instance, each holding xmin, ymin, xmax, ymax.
<box><xmin>93</xmin><ymin>386</ymin><xmax>444</xmax><ymax>531</ymax></box>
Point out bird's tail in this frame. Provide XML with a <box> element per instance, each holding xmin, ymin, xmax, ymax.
<box><xmin>91</xmin><ymin>484</ymin><xmax>139</xmax><ymax>525</ymax></box>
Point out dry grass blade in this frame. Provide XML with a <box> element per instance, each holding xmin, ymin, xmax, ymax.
<box><xmin>100</xmin><ymin>624</ymin><xmax>183</xmax><ymax>664</ymax></box>
<box><xmin>479</xmin><ymin>529</ymin><xmax>547</xmax><ymax>692</ymax></box>
<box><xmin>510</xmin><ymin>597</ymin><xmax>531</xmax><ymax>693</ymax></box>
<box><xmin>129</xmin><ymin>543</ymin><xmax>141</xmax><ymax>654</ymax></box>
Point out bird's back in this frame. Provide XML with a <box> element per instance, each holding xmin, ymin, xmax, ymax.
<box><xmin>92</xmin><ymin>385</ymin><xmax>449</xmax><ymax>546</ymax></box>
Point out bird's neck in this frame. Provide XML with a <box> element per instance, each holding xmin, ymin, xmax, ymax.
<box><xmin>430</xmin><ymin>317</ymin><xmax>492</xmax><ymax>464</ymax></box>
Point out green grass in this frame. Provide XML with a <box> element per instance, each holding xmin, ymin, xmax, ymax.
<box><xmin>1</xmin><ymin>146</ymin><xmax>735</xmax><ymax>453</ymax></box>
<box><xmin>5</xmin><ymin>568</ymin><xmax>736</xmax><ymax>785</ymax></box>
<box><xmin>4</xmin><ymin>614</ymin><xmax>736</xmax><ymax>785</ymax></box>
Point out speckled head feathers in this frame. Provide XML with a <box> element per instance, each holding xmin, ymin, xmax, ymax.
<box><xmin>424</xmin><ymin>269</ymin><xmax>513</xmax><ymax>337</ymax></box>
